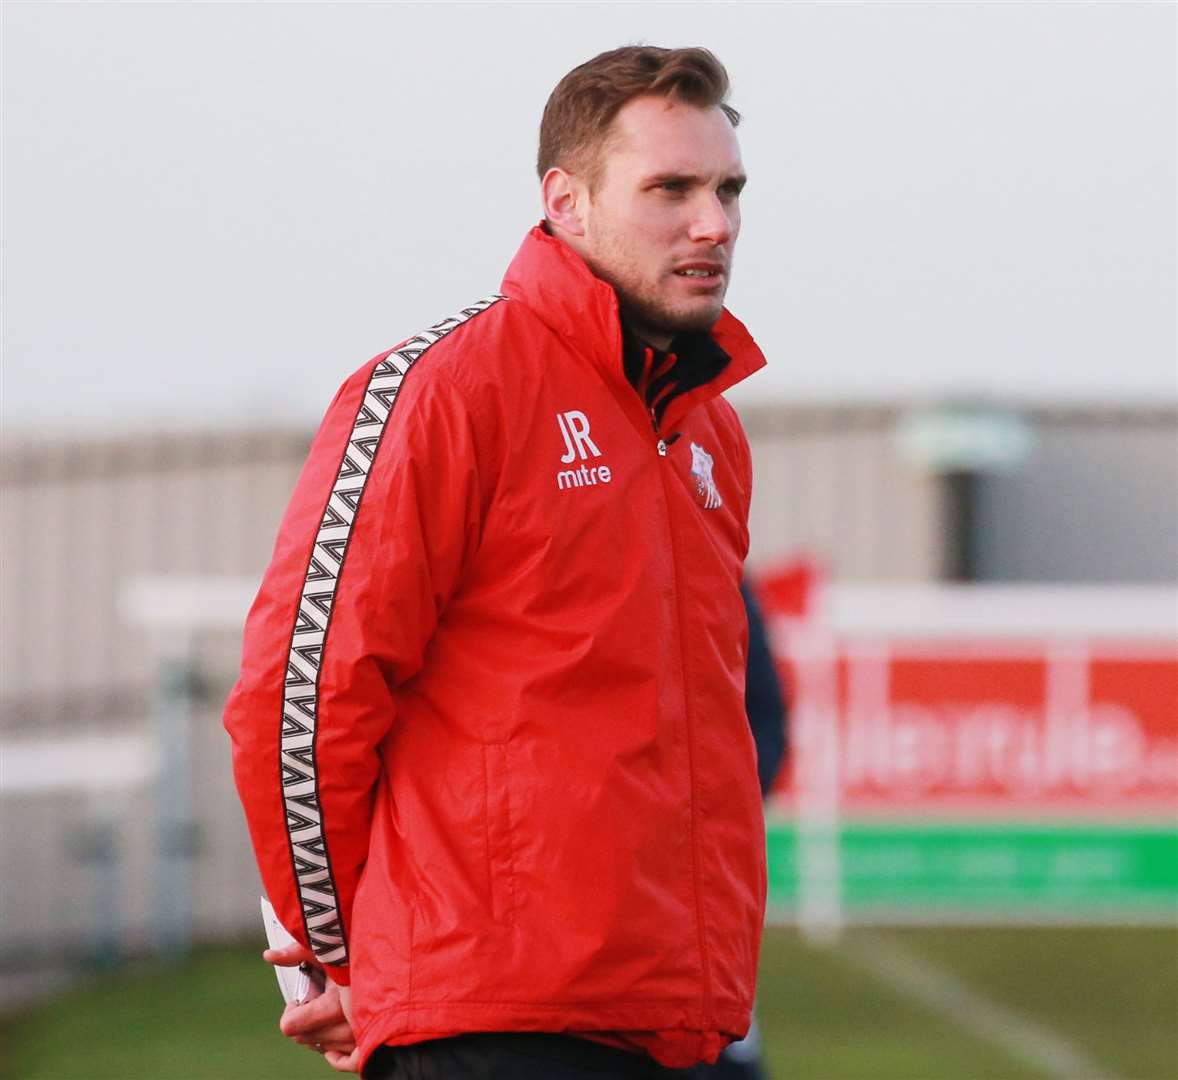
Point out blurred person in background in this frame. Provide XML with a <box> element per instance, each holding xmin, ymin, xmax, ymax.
<box><xmin>225</xmin><ymin>44</ymin><xmax>769</xmax><ymax>1080</ymax></box>
<box><xmin>701</xmin><ymin>579</ymin><xmax>787</xmax><ymax>1080</ymax></box>
<box><xmin>740</xmin><ymin>579</ymin><xmax>788</xmax><ymax>801</ymax></box>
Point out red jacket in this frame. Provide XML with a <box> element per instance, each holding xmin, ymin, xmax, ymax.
<box><xmin>224</xmin><ymin>225</ymin><xmax>768</xmax><ymax>1069</ymax></box>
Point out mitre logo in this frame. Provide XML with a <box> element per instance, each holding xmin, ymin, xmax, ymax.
<box><xmin>690</xmin><ymin>442</ymin><xmax>722</xmax><ymax>509</ymax></box>
<box><xmin>555</xmin><ymin>410</ymin><xmax>612</xmax><ymax>490</ymax></box>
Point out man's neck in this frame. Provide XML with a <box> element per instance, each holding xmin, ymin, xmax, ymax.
<box><xmin>618</xmin><ymin>309</ymin><xmax>672</xmax><ymax>352</ymax></box>
<box><xmin>625</xmin><ymin>324</ymin><xmax>673</xmax><ymax>352</ymax></box>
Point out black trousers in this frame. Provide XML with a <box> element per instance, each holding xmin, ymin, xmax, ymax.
<box><xmin>363</xmin><ymin>1033</ymin><xmax>708</xmax><ymax>1080</ymax></box>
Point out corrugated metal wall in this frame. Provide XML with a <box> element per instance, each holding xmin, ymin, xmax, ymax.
<box><xmin>975</xmin><ymin>407</ymin><xmax>1178</xmax><ymax>583</ymax></box>
<box><xmin>2</xmin><ymin>433</ymin><xmax>309</xmax><ymax>716</ymax></box>
<box><xmin>740</xmin><ymin>404</ymin><xmax>943</xmax><ymax>580</ymax></box>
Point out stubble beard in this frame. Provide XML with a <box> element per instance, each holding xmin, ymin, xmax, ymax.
<box><xmin>584</xmin><ymin>236</ymin><xmax>730</xmax><ymax>342</ymax></box>
<box><xmin>616</xmin><ymin>280</ymin><xmax>726</xmax><ymax>341</ymax></box>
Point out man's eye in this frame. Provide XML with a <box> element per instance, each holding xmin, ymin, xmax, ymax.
<box><xmin>658</xmin><ymin>181</ymin><xmax>686</xmax><ymax>193</ymax></box>
<box><xmin>718</xmin><ymin>184</ymin><xmax>743</xmax><ymax>201</ymax></box>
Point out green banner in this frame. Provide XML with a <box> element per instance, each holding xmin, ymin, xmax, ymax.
<box><xmin>766</xmin><ymin>819</ymin><xmax>1178</xmax><ymax>912</ymax></box>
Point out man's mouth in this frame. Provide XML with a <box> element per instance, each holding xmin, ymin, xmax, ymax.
<box><xmin>673</xmin><ymin>264</ymin><xmax>724</xmax><ymax>279</ymax></box>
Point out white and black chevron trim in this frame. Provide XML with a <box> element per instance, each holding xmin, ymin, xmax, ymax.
<box><xmin>281</xmin><ymin>294</ymin><xmax>505</xmax><ymax>967</ymax></box>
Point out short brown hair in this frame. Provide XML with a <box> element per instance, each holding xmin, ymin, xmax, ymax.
<box><xmin>537</xmin><ymin>45</ymin><xmax>740</xmax><ymax>185</ymax></box>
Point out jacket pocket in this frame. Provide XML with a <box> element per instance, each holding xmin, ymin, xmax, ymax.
<box><xmin>481</xmin><ymin>742</ymin><xmax>517</xmax><ymax>927</ymax></box>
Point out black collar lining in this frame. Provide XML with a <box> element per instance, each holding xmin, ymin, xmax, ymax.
<box><xmin>621</xmin><ymin>324</ymin><xmax>732</xmax><ymax>428</ymax></box>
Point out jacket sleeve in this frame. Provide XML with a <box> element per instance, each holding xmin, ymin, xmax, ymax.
<box><xmin>223</xmin><ymin>347</ymin><xmax>486</xmax><ymax>985</ymax></box>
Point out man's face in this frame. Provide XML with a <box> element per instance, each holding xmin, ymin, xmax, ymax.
<box><xmin>578</xmin><ymin>96</ymin><xmax>746</xmax><ymax>347</ymax></box>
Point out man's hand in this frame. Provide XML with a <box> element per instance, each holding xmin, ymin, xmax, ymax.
<box><xmin>264</xmin><ymin>942</ymin><xmax>360</xmax><ymax>1073</ymax></box>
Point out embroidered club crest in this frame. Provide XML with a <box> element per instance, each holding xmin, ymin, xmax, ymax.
<box><xmin>689</xmin><ymin>442</ymin><xmax>722</xmax><ymax>510</ymax></box>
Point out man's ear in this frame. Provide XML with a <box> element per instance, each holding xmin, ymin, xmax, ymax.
<box><xmin>541</xmin><ymin>167</ymin><xmax>587</xmax><ymax>238</ymax></box>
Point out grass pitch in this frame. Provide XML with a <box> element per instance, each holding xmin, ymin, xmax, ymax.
<box><xmin>2</xmin><ymin>926</ymin><xmax>1174</xmax><ymax>1079</ymax></box>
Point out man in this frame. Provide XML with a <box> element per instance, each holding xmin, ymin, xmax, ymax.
<box><xmin>225</xmin><ymin>45</ymin><xmax>768</xmax><ymax>1079</ymax></box>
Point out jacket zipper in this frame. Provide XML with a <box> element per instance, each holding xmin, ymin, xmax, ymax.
<box><xmin>652</xmin><ymin>406</ymin><xmax>667</xmax><ymax>455</ymax></box>
<box><xmin>649</xmin><ymin>400</ymin><xmax>713</xmax><ymax>1028</ymax></box>
<box><xmin>645</xmin><ymin>346</ymin><xmax>673</xmax><ymax>457</ymax></box>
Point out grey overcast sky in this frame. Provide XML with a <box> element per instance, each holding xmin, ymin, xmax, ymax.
<box><xmin>3</xmin><ymin>1</ymin><xmax>1175</xmax><ymax>434</ymax></box>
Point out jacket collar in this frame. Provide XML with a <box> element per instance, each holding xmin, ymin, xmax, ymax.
<box><xmin>500</xmin><ymin>224</ymin><xmax>766</xmax><ymax>425</ymax></box>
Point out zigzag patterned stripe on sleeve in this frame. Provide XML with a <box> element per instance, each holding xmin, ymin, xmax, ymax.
<box><xmin>280</xmin><ymin>294</ymin><xmax>505</xmax><ymax>968</ymax></box>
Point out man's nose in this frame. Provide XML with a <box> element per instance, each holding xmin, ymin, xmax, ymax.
<box><xmin>687</xmin><ymin>194</ymin><xmax>734</xmax><ymax>246</ymax></box>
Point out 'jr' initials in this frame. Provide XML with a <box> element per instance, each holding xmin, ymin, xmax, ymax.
<box><xmin>557</xmin><ymin>410</ymin><xmax>602</xmax><ymax>463</ymax></box>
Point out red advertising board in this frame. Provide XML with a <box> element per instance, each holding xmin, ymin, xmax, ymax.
<box><xmin>759</xmin><ymin>578</ymin><xmax>1178</xmax><ymax>817</ymax></box>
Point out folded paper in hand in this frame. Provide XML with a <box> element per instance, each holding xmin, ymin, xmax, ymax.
<box><xmin>260</xmin><ymin>895</ymin><xmax>312</xmax><ymax>1004</ymax></box>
